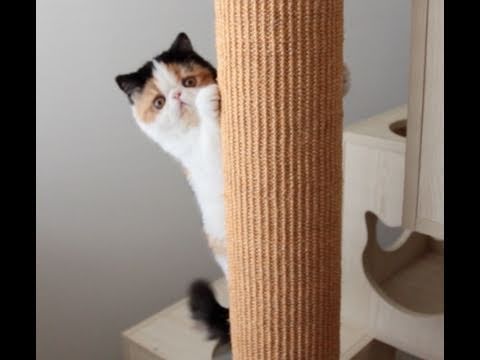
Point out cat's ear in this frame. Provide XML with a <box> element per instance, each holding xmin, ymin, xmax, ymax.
<box><xmin>169</xmin><ymin>32</ymin><xmax>193</xmax><ymax>52</ymax></box>
<box><xmin>115</xmin><ymin>72</ymin><xmax>143</xmax><ymax>100</ymax></box>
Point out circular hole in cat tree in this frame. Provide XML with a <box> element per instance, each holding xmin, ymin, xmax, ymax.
<box><xmin>362</xmin><ymin>212</ymin><xmax>444</xmax><ymax>315</ymax></box>
<box><xmin>389</xmin><ymin>119</ymin><xmax>407</xmax><ymax>137</ymax></box>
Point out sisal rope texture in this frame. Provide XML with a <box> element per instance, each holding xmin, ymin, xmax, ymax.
<box><xmin>214</xmin><ymin>1</ymin><xmax>344</xmax><ymax>358</ymax></box>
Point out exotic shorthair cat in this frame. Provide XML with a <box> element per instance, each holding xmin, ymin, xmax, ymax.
<box><xmin>116</xmin><ymin>33</ymin><xmax>350</xmax><ymax>345</ymax></box>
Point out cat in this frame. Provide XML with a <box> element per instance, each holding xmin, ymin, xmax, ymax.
<box><xmin>116</xmin><ymin>32</ymin><xmax>230</xmax><ymax>344</ymax></box>
<box><xmin>116</xmin><ymin>32</ymin><xmax>350</xmax><ymax>345</ymax></box>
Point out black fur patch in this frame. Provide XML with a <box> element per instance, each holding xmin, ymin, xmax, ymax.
<box><xmin>188</xmin><ymin>279</ymin><xmax>230</xmax><ymax>345</ymax></box>
<box><xmin>168</xmin><ymin>32</ymin><xmax>193</xmax><ymax>52</ymax></box>
<box><xmin>115</xmin><ymin>61</ymin><xmax>153</xmax><ymax>103</ymax></box>
<box><xmin>154</xmin><ymin>33</ymin><xmax>217</xmax><ymax>80</ymax></box>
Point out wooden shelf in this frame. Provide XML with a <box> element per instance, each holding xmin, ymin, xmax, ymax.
<box><xmin>363</xmin><ymin>214</ymin><xmax>444</xmax><ymax>316</ymax></box>
<box><xmin>381</xmin><ymin>249</ymin><xmax>443</xmax><ymax>315</ymax></box>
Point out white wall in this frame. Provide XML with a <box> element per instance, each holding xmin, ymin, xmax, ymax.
<box><xmin>36</xmin><ymin>1</ymin><xmax>410</xmax><ymax>359</ymax></box>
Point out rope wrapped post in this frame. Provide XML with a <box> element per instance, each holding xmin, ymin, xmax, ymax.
<box><xmin>215</xmin><ymin>1</ymin><xmax>344</xmax><ymax>358</ymax></box>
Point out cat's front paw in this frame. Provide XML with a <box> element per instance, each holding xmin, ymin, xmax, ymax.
<box><xmin>196</xmin><ymin>83</ymin><xmax>220</xmax><ymax>121</ymax></box>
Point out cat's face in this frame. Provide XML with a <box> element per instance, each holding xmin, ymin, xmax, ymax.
<box><xmin>116</xmin><ymin>33</ymin><xmax>216</xmax><ymax>135</ymax></box>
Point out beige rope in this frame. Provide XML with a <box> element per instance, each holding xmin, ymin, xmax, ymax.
<box><xmin>215</xmin><ymin>1</ymin><xmax>344</xmax><ymax>358</ymax></box>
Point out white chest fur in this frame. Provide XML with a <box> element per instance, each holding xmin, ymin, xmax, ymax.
<box><xmin>183</xmin><ymin>139</ymin><xmax>225</xmax><ymax>242</ymax></box>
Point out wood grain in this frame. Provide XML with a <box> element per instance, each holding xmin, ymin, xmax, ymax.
<box><xmin>403</xmin><ymin>0</ymin><xmax>444</xmax><ymax>239</ymax></box>
<box><xmin>403</xmin><ymin>0</ymin><xmax>429</xmax><ymax>230</ymax></box>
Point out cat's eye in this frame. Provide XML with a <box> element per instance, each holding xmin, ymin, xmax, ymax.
<box><xmin>182</xmin><ymin>77</ymin><xmax>197</xmax><ymax>88</ymax></box>
<box><xmin>153</xmin><ymin>95</ymin><xmax>166</xmax><ymax>110</ymax></box>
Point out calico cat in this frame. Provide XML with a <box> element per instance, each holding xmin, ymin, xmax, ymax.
<box><xmin>116</xmin><ymin>32</ymin><xmax>230</xmax><ymax>343</ymax></box>
<box><xmin>116</xmin><ymin>32</ymin><xmax>350</xmax><ymax>345</ymax></box>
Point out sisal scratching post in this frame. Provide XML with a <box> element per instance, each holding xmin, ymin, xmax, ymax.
<box><xmin>215</xmin><ymin>1</ymin><xmax>344</xmax><ymax>359</ymax></box>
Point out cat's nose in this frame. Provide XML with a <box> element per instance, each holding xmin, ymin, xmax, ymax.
<box><xmin>172</xmin><ymin>90</ymin><xmax>182</xmax><ymax>100</ymax></box>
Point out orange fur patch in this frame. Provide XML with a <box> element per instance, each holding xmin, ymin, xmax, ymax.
<box><xmin>133</xmin><ymin>79</ymin><xmax>163</xmax><ymax>123</ymax></box>
<box><xmin>167</xmin><ymin>63</ymin><xmax>216</xmax><ymax>87</ymax></box>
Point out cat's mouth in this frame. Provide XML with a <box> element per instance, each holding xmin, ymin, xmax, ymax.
<box><xmin>175</xmin><ymin>96</ymin><xmax>189</xmax><ymax>108</ymax></box>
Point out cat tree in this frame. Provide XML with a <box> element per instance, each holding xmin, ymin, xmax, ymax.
<box><xmin>122</xmin><ymin>1</ymin><xmax>443</xmax><ymax>359</ymax></box>
<box><xmin>215</xmin><ymin>0</ymin><xmax>343</xmax><ymax>359</ymax></box>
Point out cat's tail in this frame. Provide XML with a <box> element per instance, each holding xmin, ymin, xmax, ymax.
<box><xmin>188</xmin><ymin>279</ymin><xmax>230</xmax><ymax>345</ymax></box>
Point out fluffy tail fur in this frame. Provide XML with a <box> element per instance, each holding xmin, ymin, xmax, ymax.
<box><xmin>188</xmin><ymin>279</ymin><xmax>230</xmax><ymax>344</ymax></box>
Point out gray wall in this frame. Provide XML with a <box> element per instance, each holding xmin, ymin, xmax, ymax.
<box><xmin>36</xmin><ymin>1</ymin><xmax>410</xmax><ymax>359</ymax></box>
<box><xmin>344</xmin><ymin>1</ymin><xmax>410</xmax><ymax>124</ymax></box>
